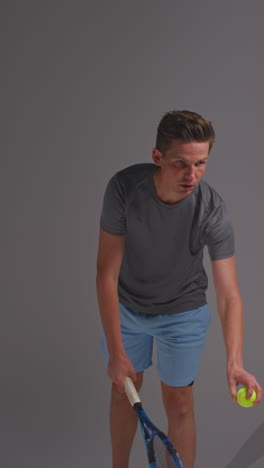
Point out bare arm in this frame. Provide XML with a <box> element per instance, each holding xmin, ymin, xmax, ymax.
<box><xmin>212</xmin><ymin>256</ymin><xmax>262</xmax><ymax>404</ymax></box>
<box><xmin>96</xmin><ymin>228</ymin><xmax>136</xmax><ymax>392</ymax></box>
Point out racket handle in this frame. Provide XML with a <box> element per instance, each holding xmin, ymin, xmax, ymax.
<box><xmin>124</xmin><ymin>377</ymin><xmax>141</xmax><ymax>406</ymax></box>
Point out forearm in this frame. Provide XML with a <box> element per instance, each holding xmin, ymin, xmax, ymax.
<box><xmin>217</xmin><ymin>294</ymin><xmax>244</xmax><ymax>369</ymax></box>
<box><xmin>96</xmin><ymin>274</ymin><xmax>125</xmax><ymax>357</ymax></box>
<box><xmin>212</xmin><ymin>257</ymin><xmax>262</xmax><ymax>402</ymax></box>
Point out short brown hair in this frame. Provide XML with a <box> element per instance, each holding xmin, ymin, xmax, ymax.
<box><xmin>156</xmin><ymin>110</ymin><xmax>215</xmax><ymax>153</ymax></box>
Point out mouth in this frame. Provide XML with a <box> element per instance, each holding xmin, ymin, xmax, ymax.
<box><xmin>181</xmin><ymin>184</ymin><xmax>195</xmax><ymax>190</ymax></box>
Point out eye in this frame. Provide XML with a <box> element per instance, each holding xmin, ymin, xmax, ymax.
<box><xmin>196</xmin><ymin>161</ymin><xmax>206</xmax><ymax>166</ymax></box>
<box><xmin>175</xmin><ymin>160</ymin><xmax>186</xmax><ymax>167</ymax></box>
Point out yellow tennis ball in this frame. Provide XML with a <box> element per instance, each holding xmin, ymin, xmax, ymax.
<box><xmin>237</xmin><ymin>387</ymin><xmax>257</xmax><ymax>407</ymax></box>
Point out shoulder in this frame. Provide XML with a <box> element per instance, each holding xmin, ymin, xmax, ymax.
<box><xmin>192</xmin><ymin>180</ymin><xmax>231</xmax><ymax>232</ymax></box>
<box><xmin>103</xmin><ymin>163</ymin><xmax>156</xmax><ymax>203</ymax></box>
<box><xmin>197</xmin><ymin>181</ymin><xmax>234</xmax><ymax>238</ymax></box>
<box><xmin>115</xmin><ymin>163</ymin><xmax>156</xmax><ymax>183</ymax></box>
<box><xmin>100</xmin><ymin>163</ymin><xmax>156</xmax><ymax>234</ymax></box>
<box><xmin>196</xmin><ymin>180</ymin><xmax>225</xmax><ymax>210</ymax></box>
<box><xmin>110</xmin><ymin>163</ymin><xmax>156</xmax><ymax>193</ymax></box>
<box><xmin>191</xmin><ymin>181</ymin><xmax>234</xmax><ymax>259</ymax></box>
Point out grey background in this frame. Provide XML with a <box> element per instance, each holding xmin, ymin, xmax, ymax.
<box><xmin>3</xmin><ymin>1</ymin><xmax>264</xmax><ymax>467</ymax></box>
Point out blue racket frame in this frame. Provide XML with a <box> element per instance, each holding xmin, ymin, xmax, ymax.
<box><xmin>134</xmin><ymin>402</ymin><xmax>185</xmax><ymax>468</ymax></box>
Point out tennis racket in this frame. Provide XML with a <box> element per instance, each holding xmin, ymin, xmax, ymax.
<box><xmin>124</xmin><ymin>377</ymin><xmax>185</xmax><ymax>468</ymax></box>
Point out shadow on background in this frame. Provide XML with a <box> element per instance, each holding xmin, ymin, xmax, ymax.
<box><xmin>225</xmin><ymin>421</ymin><xmax>264</xmax><ymax>468</ymax></box>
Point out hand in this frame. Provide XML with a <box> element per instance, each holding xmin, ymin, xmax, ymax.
<box><xmin>227</xmin><ymin>365</ymin><xmax>263</xmax><ymax>405</ymax></box>
<box><xmin>108</xmin><ymin>353</ymin><xmax>136</xmax><ymax>394</ymax></box>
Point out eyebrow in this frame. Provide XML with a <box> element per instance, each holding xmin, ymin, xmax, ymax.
<box><xmin>174</xmin><ymin>157</ymin><xmax>208</xmax><ymax>162</ymax></box>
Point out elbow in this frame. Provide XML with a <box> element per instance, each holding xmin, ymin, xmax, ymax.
<box><xmin>96</xmin><ymin>270</ymin><xmax>119</xmax><ymax>288</ymax></box>
<box><xmin>217</xmin><ymin>291</ymin><xmax>243</xmax><ymax>317</ymax></box>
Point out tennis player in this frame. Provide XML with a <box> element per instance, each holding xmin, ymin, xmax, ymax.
<box><xmin>96</xmin><ymin>110</ymin><xmax>262</xmax><ymax>468</ymax></box>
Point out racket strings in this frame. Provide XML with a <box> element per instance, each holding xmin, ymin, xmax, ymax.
<box><xmin>153</xmin><ymin>435</ymin><xmax>175</xmax><ymax>468</ymax></box>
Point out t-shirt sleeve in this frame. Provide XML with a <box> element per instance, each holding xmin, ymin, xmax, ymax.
<box><xmin>205</xmin><ymin>202</ymin><xmax>235</xmax><ymax>261</ymax></box>
<box><xmin>100</xmin><ymin>174</ymin><xmax>127</xmax><ymax>235</ymax></box>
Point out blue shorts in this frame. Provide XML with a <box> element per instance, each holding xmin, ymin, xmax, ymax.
<box><xmin>101</xmin><ymin>303</ymin><xmax>211</xmax><ymax>387</ymax></box>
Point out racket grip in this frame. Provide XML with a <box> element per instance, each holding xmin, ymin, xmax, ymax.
<box><xmin>124</xmin><ymin>377</ymin><xmax>141</xmax><ymax>406</ymax></box>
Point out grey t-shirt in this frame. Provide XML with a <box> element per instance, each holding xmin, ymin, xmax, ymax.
<box><xmin>100</xmin><ymin>163</ymin><xmax>235</xmax><ymax>315</ymax></box>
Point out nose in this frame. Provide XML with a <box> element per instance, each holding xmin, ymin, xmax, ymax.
<box><xmin>184</xmin><ymin>165</ymin><xmax>196</xmax><ymax>181</ymax></box>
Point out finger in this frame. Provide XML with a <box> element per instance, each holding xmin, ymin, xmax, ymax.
<box><xmin>112</xmin><ymin>381</ymin><xmax>123</xmax><ymax>396</ymax></box>
<box><xmin>228</xmin><ymin>380</ymin><xmax>237</xmax><ymax>402</ymax></box>
<box><xmin>245</xmin><ymin>381</ymin><xmax>262</xmax><ymax>406</ymax></box>
<box><xmin>253</xmin><ymin>385</ymin><xmax>263</xmax><ymax>405</ymax></box>
<box><xmin>130</xmin><ymin>369</ymin><xmax>137</xmax><ymax>382</ymax></box>
<box><xmin>246</xmin><ymin>386</ymin><xmax>255</xmax><ymax>399</ymax></box>
<box><xmin>117</xmin><ymin>380</ymin><xmax>125</xmax><ymax>394</ymax></box>
<box><xmin>127</xmin><ymin>362</ymin><xmax>137</xmax><ymax>382</ymax></box>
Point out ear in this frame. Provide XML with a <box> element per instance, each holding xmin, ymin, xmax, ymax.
<box><xmin>152</xmin><ymin>148</ymin><xmax>163</xmax><ymax>166</ymax></box>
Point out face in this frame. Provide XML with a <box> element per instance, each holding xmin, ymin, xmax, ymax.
<box><xmin>152</xmin><ymin>139</ymin><xmax>209</xmax><ymax>203</ymax></box>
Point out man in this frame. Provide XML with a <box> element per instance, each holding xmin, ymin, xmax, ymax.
<box><xmin>96</xmin><ymin>110</ymin><xmax>262</xmax><ymax>468</ymax></box>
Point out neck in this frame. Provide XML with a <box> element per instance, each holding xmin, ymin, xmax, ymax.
<box><xmin>153</xmin><ymin>168</ymin><xmax>186</xmax><ymax>204</ymax></box>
